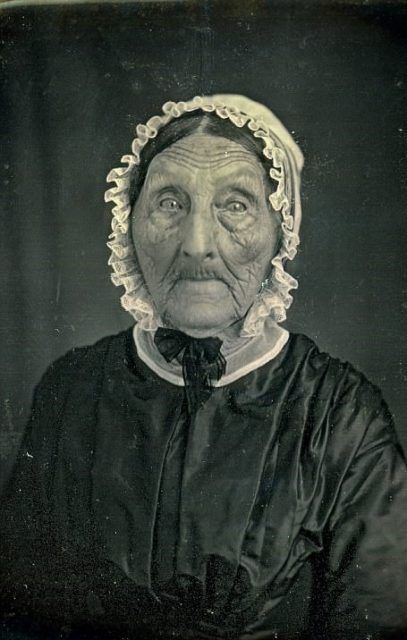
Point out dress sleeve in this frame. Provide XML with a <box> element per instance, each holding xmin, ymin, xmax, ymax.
<box><xmin>0</xmin><ymin>361</ymin><xmax>64</xmax><ymax>608</ymax></box>
<box><xmin>0</xmin><ymin>350</ymin><xmax>92</xmax><ymax>627</ymax></box>
<box><xmin>311</xmin><ymin>381</ymin><xmax>407</xmax><ymax>640</ymax></box>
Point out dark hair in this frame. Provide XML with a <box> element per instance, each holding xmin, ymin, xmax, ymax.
<box><xmin>129</xmin><ymin>112</ymin><xmax>277</xmax><ymax>207</ymax></box>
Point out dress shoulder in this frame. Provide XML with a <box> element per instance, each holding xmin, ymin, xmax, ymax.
<box><xmin>26</xmin><ymin>328</ymin><xmax>133</xmax><ymax>440</ymax></box>
<box><xmin>35</xmin><ymin>328</ymin><xmax>132</xmax><ymax>393</ymax></box>
<box><xmin>287</xmin><ymin>333</ymin><xmax>400</xmax><ymax>459</ymax></box>
<box><xmin>287</xmin><ymin>332</ymin><xmax>384</xmax><ymax>397</ymax></box>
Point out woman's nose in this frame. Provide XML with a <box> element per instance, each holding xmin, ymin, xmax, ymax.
<box><xmin>180</xmin><ymin>209</ymin><xmax>216</xmax><ymax>261</ymax></box>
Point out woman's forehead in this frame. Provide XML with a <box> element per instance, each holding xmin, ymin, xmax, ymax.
<box><xmin>144</xmin><ymin>133</ymin><xmax>266</xmax><ymax>186</ymax></box>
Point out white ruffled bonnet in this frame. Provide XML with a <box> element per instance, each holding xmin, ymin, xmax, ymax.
<box><xmin>104</xmin><ymin>94</ymin><xmax>304</xmax><ymax>337</ymax></box>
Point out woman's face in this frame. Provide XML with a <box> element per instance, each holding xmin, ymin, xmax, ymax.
<box><xmin>131</xmin><ymin>133</ymin><xmax>280</xmax><ymax>337</ymax></box>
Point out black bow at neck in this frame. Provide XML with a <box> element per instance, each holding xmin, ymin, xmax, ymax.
<box><xmin>153</xmin><ymin>327</ymin><xmax>226</xmax><ymax>414</ymax></box>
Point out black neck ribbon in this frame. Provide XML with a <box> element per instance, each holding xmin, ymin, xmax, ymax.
<box><xmin>153</xmin><ymin>327</ymin><xmax>226</xmax><ymax>414</ymax></box>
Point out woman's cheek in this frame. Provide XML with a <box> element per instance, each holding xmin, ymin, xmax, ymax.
<box><xmin>146</xmin><ymin>214</ymin><xmax>181</xmax><ymax>245</ymax></box>
<box><xmin>138</xmin><ymin>221</ymin><xmax>181</xmax><ymax>272</ymax></box>
<box><xmin>134</xmin><ymin>197</ymin><xmax>181</xmax><ymax>245</ymax></box>
<box><xmin>133</xmin><ymin>215</ymin><xmax>179</xmax><ymax>266</ymax></box>
<box><xmin>218</xmin><ymin>225</ymin><xmax>271</xmax><ymax>265</ymax></box>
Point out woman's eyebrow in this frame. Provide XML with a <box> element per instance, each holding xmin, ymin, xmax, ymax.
<box><xmin>144</xmin><ymin>172</ymin><xmax>185</xmax><ymax>195</ymax></box>
<box><xmin>220</xmin><ymin>186</ymin><xmax>258</xmax><ymax>203</ymax></box>
<box><xmin>216</xmin><ymin>172</ymin><xmax>263</xmax><ymax>198</ymax></box>
<box><xmin>145</xmin><ymin>172</ymin><xmax>173</xmax><ymax>189</ymax></box>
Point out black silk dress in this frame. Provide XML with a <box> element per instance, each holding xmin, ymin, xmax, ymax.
<box><xmin>1</xmin><ymin>327</ymin><xmax>407</xmax><ymax>640</ymax></box>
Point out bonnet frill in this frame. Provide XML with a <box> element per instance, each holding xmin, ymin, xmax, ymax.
<box><xmin>104</xmin><ymin>94</ymin><xmax>304</xmax><ymax>337</ymax></box>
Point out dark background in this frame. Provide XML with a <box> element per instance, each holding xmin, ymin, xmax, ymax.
<box><xmin>0</xmin><ymin>0</ymin><xmax>406</xmax><ymax>490</ymax></box>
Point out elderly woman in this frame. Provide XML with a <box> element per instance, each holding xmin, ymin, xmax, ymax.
<box><xmin>1</xmin><ymin>95</ymin><xmax>407</xmax><ymax>640</ymax></box>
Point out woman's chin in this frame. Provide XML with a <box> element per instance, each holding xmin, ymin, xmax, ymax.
<box><xmin>162</xmin><ymin>303</ymin><xmax>235</xmax><ymax>338</ymax></box>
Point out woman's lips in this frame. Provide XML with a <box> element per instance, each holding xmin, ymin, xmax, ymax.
<box><xmin>175</xmin><ymin>278</ymin><xmax>228</xmax><ymax>298</ymax></box>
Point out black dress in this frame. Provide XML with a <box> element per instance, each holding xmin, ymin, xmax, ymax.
<box><xmin>1</xmin><ymin>328</ymin><xmax>407</xmax><ymax>640</ymax></box>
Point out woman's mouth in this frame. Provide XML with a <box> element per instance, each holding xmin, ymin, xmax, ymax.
<box><xmin>174</xmin><ymin>278</ymin><xmax>229</xmax><ymax>299</ymax></box>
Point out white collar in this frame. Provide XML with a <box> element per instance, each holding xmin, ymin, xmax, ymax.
<box><xmin>133</xmin><ymin>320</ymin><xmax>289</xmax><ymax>387</ymax></box>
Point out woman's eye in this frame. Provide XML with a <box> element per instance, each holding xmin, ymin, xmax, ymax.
<box><xmin>226</xmin><ymin>201</ymin><xmax>247</xmax><ymax>214</ymax></box>
<box><xmin>159</xmin><ymin>197</ymin><xmax>183</xmax><ymax>212</ymax></box>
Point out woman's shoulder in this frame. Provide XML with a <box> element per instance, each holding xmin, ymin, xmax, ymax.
<box><xmin>285</xmin><ymin>332</ymin><xmax>397</xmax><ymax>449</ymax></box>
<box><xmin>286</xmin><ymin>331</ymin><xmax>381</xmax><ymax>394</ymax></box>
<box><xmin>35</xmin><ymin>327</ymin><xmax>133</xmax><ymax>394</ymax></box>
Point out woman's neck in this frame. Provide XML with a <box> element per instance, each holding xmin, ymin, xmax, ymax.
<box><xmin>133</xmin><ymin>316</ymin><xmax>289</xmax><ymax>388</ymax></box>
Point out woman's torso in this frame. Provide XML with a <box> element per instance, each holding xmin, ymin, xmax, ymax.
<box><xmin>0</xmin><ymin>327</ymin><xmax>394</xmax><ymax>639</ymax></box>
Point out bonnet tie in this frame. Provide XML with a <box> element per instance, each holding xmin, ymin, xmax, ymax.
<box><xmin>154</xmin><ymin>327</ymin><xmax>226</xmax><ymax>414</ymax></box>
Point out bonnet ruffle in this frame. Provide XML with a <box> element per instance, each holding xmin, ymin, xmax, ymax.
<box><xmin>104</xmin><ymin>94</ymin><xmax>304</xmax><ymax>337</ymax></box>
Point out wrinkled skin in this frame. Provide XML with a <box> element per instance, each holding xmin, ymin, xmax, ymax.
<box><xmin>131</xmin><ymin>134</ymin><xmax>280</xmax><ymax>338</ymax></box>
